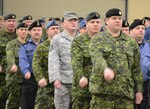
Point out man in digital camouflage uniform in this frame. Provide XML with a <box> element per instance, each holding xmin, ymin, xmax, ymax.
<box><xmin>48</xmin><ymin>11</ymin><xmax>79</xmax><ymax>109</ymax></box>
<box><xmin>89</xmin><ymin>8</ymin><xmax>143</xmax><ymax>109</ymax></box>
<box><xmin>0</xmin><ymin>14</ymin><xmax>17</xmax><ymax>109</ymax></box>
<box><xmin>71</xmin><ymin>12</ymin><xmax>101</xmax><ymax>109</ymax></box>
<box><xmin>5</xmin><ymin>22</ymin><xmax>28</xmax><ymax>109</ymax></box>
<box><xmin>33</xmin><ymin>20</ymin><xmax>60</xmax><ymax>109</ymax></box>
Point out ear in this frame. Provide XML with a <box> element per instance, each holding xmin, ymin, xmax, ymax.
<box><xmin>105</xmin><ymin>18</ymin><xmax>109</xmax><ymax>25</ymax></box>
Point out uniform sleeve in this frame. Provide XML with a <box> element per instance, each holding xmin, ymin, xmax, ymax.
<box><xmin>132</xmin><ymin>41</ymin><xmax>143</xmax><ymax>92</ymax></box>
<box><xmin>48</xmin><ymin>37</ymin><xmax>61</xmax><ymax>83</ymax></box>
<box><xmin>71</xmin><ymin>39</ymin><xmax>84</xmax><ymax>94</ymax></box>
<box><xmin>32</xmin><ymin>45</ymin><xmax>45</xmax><ymax>82</ymax></box>
<box><xmin>19</xmin><ymin>45</ymin><xmax>30</xmax><ymax>76</ymax></box>
<box><xmin>6</xmin><ymin>42</ymin><xmax>15</xmax><ymax>71</ymax></box>
<box><xmin>89</xmin><ymin>36</ymin><xmax>108</xmax><ymax>93</ymax></box>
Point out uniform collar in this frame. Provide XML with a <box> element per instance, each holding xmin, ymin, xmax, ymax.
<box><xmin>28</xmin><ymin>38</ymin><xmax>43</xmax><ymax>44</ymax></box>
<box><xmin>61</xmin><ymin>30</ymin><xmax>79</xmax><ymax>41</ymax></box>
<box><xmin>105</xmin><ymin>30</ymin><xmax>127</xmax><ymax>41</ymax></box>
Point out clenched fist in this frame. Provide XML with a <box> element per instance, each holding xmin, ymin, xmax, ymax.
<box><xmin>11</xmin><ymin>64</ymin><xmax>18</xmax><ymax>73</ymax></box>
<box><xmin>0</xmin><ymin>66</ymin><xmax>2</xmax><ymax>72</ymax></box>
<box><xmin>25</xmin><ymin>72</ymin><xmax>31</xmax><ymax>80</ymax></box>
<box><xmin>103</xmin><ymin>68</ymin><xmax>115</xmax><ymax>81</ymax></box>
<box><xmin>38</xmin><ymin>78</ymin><xmax>47</xmax><ymax>88</ymax></box>
<box><xmin>54</xmin><ymin>80</ymin><xmax>61</xmax><ymax>89</ymax></box>
<box><xmin>79</xmin><ymin>77</ymin><xmax>88</xmax><ymax>88</ymax></box>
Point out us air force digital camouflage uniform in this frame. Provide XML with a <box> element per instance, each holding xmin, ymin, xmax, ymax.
<box><xmin>0</xmin><ymin>29</ymin><xmax>17</xmax><ymax>109</ymax></box>
<box><xmin>33</xmin><ymin>39</ymin><xmax>55</xmax><ymax>109</ymax></box>
<box><xmin>89</xmin><ymin>30</ymin><xmax>143</xmax><ymax>109</ymax></box>
<box><xmin>48</xmin><ymin>11</ymin><xmax>79</xmax><ymax>109</ymax></box>
<box><xmin>71</xmin><ymin>33</ymin><xmax>92</xmax><ymax>109</ymax></box>
<box><xmin>48</xmin><ymin>30</ymin><xmax>79</xmax><ymax>109</ymax></box>
<box><xmin>6</xmin><ymin>38</ymin><xmax>24</xmax><ymax>108</ymax></box>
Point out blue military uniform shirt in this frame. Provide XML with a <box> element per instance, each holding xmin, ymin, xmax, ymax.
<box><xmin>140</xmin><ymin>41</ymin><xmax>150</xmax><ymax>81</ymax></box>
<box><xmin>19</xmin><ymin>38</ymin><xmax>43</xmax><ymax>76</ymax></box>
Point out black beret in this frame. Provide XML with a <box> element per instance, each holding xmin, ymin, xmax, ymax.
<box><xmin>38</xmin><ymin>19</ymin><xmax>45</xmax><ymax>23</ymax></box>
<box><xmin>18</xmin><ymin>19</ymin><xmax>23</xmax><ymax>23</ymax></box>
<box><xmin>49</xmin><ymin>17</ymin><xmax>55</xmax><ymax>21</ymax></box>
<box><xmin>28</xmin><ymin>20</ymin><xmax>42</xmax><ymax>30</ymax></box>
<box><xmin>122</xmin><ymin>19</ymin><xmax>129</xmax><ymax>27</ymax></box>
<box><xmin>86</xmin><ymin>12</ymin><xmax>100</xmax><ymax>21</ymax></box>
<box><xmin>46</xmin><ymin>21</ymin><xmax>59</xmax><ymax>29</ymax></box>
<box><xmin>106</xmin><ymin>8</ymin><xmax>122</xmax><ymax>18</ymax></box>
<box><xmin>143</xmin><ymin>17</ymin><xmax>150</xmax><ymax>21</ymax></box>
<box><xmin>17</xmin><ymin>22</ymin><xmax>28</xmax><ymax>29</ymax></box>
<box><xmin>129</xmin><ymin>19</ymin><xmax>145</xmax><ymax>30</ymax></box>
<box><xmin>4</xmin><ymin>14</ymin><xmax>16</xmax><ymax>20</ymax></box>
<box><xmin>23</xmin><ymin>15</ymin><xmax>33</xmax><ymax>21</ymax></box>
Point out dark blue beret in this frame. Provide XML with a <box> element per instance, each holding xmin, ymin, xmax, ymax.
<box><xmin>106</xmin><ymin>8</ymin><xmax>122</xmax><ymax>18</ymax></box>
<box><xmin>46</xmin><ymin>21</ymin><xmax>59</xmax><ymax>29</ymax></box>
<box><xmin>28</xmin><ymin>20</ymin><xmax>42</xmax><ymax>30</ymax></box>
<box><xmin>79</xmin><ymin>20</ymin><xmax>86</xmax><ymax>29</ymax></box>
<box><xmin>4</xmin><ymin>14</ymin><xmax>16</xmax><ymax>20</ymax></box>
<box><xmin>129</xmin><ymin>19</ymin><xmax>145</xmax><ymax>30</ymax></box>
<box><xmin>86</xmin><ymin>12</ymin><xmax>100</xmax><ymax>21</ymax></box>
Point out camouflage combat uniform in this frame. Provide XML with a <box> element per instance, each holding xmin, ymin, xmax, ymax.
<box><xmin>5</xmin><ymin>38</ymin><xmax>24</xmax><ymax>108</ymax></box>
<box><xmin>0</xmin><ymin>30</ymin><xmax>17</xmax><ymax>109</ymax></box>
<box><xmin>42</xmin><ymin>28</ymin><xmax>48</xmax><ymax>41</ymax></box>
<box><xmin>33</xmin><ymin>39</ymin><xmax>55</xmax><ymax>109</ymax></box>
<box><xmin>71</xmin><ymin>33</ymin><xmax>92</xmax><ymax>109</ymax></box>
<box><xmin>89</xmin><ymin>31</ymin><xmax>143</xmax><ymax>109</ymax></box>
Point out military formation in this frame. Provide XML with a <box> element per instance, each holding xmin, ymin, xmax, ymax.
<box><xmin>0</xmin><ymin>8</ymin><xmax>150</xmax><ymax>109</ymax></box>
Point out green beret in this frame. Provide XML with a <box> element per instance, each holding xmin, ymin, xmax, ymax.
<box><xmin>17</xmin><ymin>22</ymin><xmax>28</xmax><ymax>29</ymax></box>
<box><xmin>129</xmin><ymin>19</ymin><xmax>145</xmax><ymax>30</ymax></box>
<box><xmin>86</xmin><ymin>12</ymin><xmax>100</xmax><ymax>21</ymax></box>
<box><xmin>23</xmin><ymin>15</ymin><xmax>33</xmax><ymax>21</ymax></box>
<box><xmin>4</xmin><ymin>14</ymin><xmax>16</xmax><ymax>20</ymax></box>
<box><xmin>106</xmin><ymin>8</ymin><xmax>122</xmax><ymax>18</ymax></box>
<box><xmin>28</xmin><ymin>20</ymin><xmax>42</xmax><ymax>30</ymax></box>
<box><xmin>122</xmin><ymin>19</ymin><xmax>129</xmax><ymax>27</ymax></box>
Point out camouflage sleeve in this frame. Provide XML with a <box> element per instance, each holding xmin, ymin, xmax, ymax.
<box><xmin>6</xmin><ymin>42</ymin><xmax>15</xmax><ymax>71</ymax></box>
<box><xmin>89</xmin><ymin>36</ymin><xmax>108</xmax><ymax>93</ymax></box>
<box><xmin>71</xmin><ymin>39</ymin><xmax>84</xmax><ymax>93</ymax></box>
<box><xmin>48</xmin><ymin>37</ymin><xmax>61</xmax><ymax>83</ymax></box>
<box><xmin>132</xmin><ymin>41</ymin><xmax>143</xmax><ymax>93</ymax></box>
<box><xmin>32</xmin><ymin>45</ymin><xmax>45</xmax><ymax>82</ymax></box>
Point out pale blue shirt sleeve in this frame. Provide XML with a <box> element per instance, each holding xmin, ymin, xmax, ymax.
<box><xmin>19</xmin><ymin>45</ymin><xmax>30</xmax><ymax>76</ymax></box>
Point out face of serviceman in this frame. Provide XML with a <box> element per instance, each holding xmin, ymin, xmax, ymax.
<box><xmin>122</xmin><ymin>27</ymin><xmax>129</xmax><ymax>35</ymax></box>
<box><xmin>4</xmin><ymin>19</ymin><xmax>16</xmax><ymax>32</ymax></box>
<box><xmin>63</xmin><ymin>18</ymin><xmax>79</xmax><ymax>31</ymax></box>
<box><xmin>86</xmin><ymin>19</ymin><xmax>101</xmax><ymax>34</ymax></box>
<box><xmin>17</xmin><ymin>27</ymin><xmax>28</xmax><ymax>39</ymax></box>
<box><xmin>130</xmin><ymin>25</ymin><xmax>145</xmax><ymax>43</ymax></box>
<box><xmin>46</xmin><ymin>26</ymin><xmax>60</xmax><ymax>38</ymax></box>
<box><xmin>105</xmin><ymin>16</ymin><xmax>122</xmax><ymax>32</ymax></box>
<box><xmin>29</xmin><ymin>27</ymin><xmax>42</xmax><ymax>40</ymax></box>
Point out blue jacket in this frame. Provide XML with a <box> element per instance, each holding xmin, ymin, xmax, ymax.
<box><xmin>19</xmin><ymin>38</ymin><xmax>43</xmax><ymax>76</ymax></box>
<box><xmin>140</xmin><ymin>41</ymin><xmax>150</xmax><ymax>81</ymax></box>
